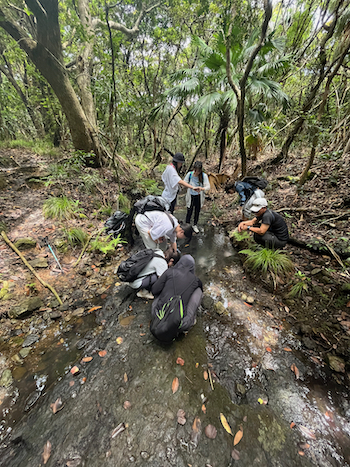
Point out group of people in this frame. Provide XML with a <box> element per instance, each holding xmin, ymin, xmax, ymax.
<box><xmin>126</xmin><ymin>153</ymin><xmax>289</xmax><ymax>340</ymax></box>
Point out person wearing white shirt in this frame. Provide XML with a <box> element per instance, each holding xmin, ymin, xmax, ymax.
<box><xmin>162</xmin><ymin>152</ymin><xmax>202</xmax><ymax>213</ymax></box>
<box><xmin>184</xmin><ymin>161</ymin><xmax>210</xmax><ymax>233</ymax></box>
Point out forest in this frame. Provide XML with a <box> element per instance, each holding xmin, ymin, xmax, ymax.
<box><xmin>0</xmin><ymin>1</ymin><xmax>350</xmax><ymax>466</ymax></box>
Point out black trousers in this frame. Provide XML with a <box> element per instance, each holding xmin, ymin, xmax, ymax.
<box><xmin>254</xmin><ymin>232</ymin><xmax>287</xmax><ymax>249</ymax></box>
<box><xmin>169</xmin><ymin>196</ymin><xmax>177</xmax><ymax>214</ymax></box>
<box><xmin>186</xmin><ymin>195</ymin><xmax>201</xmax><ymax>225</ymax></box>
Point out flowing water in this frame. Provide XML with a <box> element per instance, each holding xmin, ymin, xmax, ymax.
<box><xmin>0</xmin><ymin>217</ymin><xmax>349</xmax><ymax>466</ymax></box>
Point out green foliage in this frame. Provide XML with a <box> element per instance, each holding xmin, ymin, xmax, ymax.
<box><xmin>229</xmin><ymin>230</ymin><xmax>251</xmax><ymax>242</ymax></box>
<box><xmin>90</xmin><ymin>233</ymin><xmax>125</xmax><ymax>255</ymax></box>
<box><xmin>0</xmin><ymin>138</ymin><xmax>60</xmax><ymax>157</ymax></box>
<box><xmin>211</xmin><ymin>201</ymin><xmax>223</xmax><ymax>218</ymax></box>
<box><xmin>43</xmin><ymin>196</ymin><xmax>82</xmax><ymax>220</ymax></box>
<box><xmin>118</xmin><ymin>193</ymin><xmax>131</xmax><ymax>212</ymax></box>
<box><xmin>62</xmin><ymin>227</ymin><xmax>89</xmax><ymax>247</ymax></box>
<box><xmin>99</xmin><ymin>204</ymin><xmax>114</xmax><ymax>217</ymax></box>
<box><xmin>138</xmin><ymin>179</ymin><xmax>162</xmax><ymax>196</ymax></box>
<box><xmin>240</xmin><ymin>247</ymin><xmax>293</xmax><ymax>287</ymax></box>
<box><xmin>80</xmin><ymin>171</ymin><xmax>104</xmax><ymax>192</ymax></box>
<box><xmin>288</xmin><ymin>271</ymin><xmax>310</xmax><ymax>298</ymax></box>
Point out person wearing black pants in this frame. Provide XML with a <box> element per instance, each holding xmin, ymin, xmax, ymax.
<box><xmin>184</xmin><ymin>161</ymin><xmax>210</xmax><ymax>233</ymax></box>
<box><xmin>186</xmin><ymin>194</ymin><xmax>201</xmax><ymax>226</ymax></box>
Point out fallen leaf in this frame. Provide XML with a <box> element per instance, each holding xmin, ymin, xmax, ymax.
<box><xmin>231</xmin><ymin>449</ymin><xmax>240</xmax><ymax>460</ymax></box>
<box><xmin>291</xmin><ymin>363</ymin><xmax>300</xmax><ymax>379</ymax></box>
<box><xmin>192</xmin><ymin>416</ymin><xmax>201</xmax><ymax>433</ymax></box>
<box><xmin>244</xmin><ymin>302</ymin><xmax>252</xmax><ymax>307</ymax></box>
<box><xmin>115</xmin><ymin>282</ymin><xmax>121</xmax><ymax>286</ymax></box>
<box><xmin>91</xmin><ymin>265</ymin><xmax>96</xmax><ymax>269</ymax></box>
<box><xmin>139</xmin><ymin>333</ymin><xmax>146</xmax><ymax>336</ymax></box>
<box><xmin>123</xmin><ymin>373</ymin><xmax>128</xmax><ymax>382</ymax></box>
<box><xmin>69</xmin><ymin>381</ymin><xmax>75</xmax><ymax>387</ymax></box>
<box><xmin>233</xmin><ymin>427</ymin><xmax>243</xmax><ymax>446</ymax></box>
<box><xmin>87</xmin><ymin>306</ymin><xmax>102</xmax><ymax>313</ymax></box>
<box><xmin>60</xmin><ymin>338</ymin><xmax>64</xmax><ymax>344</ymax></box>
<box><xmin>50</xmin><ymin>397</ymin><xmax>63</xmax><ymax>414</ymax></box>
<box><xmin>203</xmin><ymin>370</ymin><xmax>208</xmax><ymax>380</ymax></box>
<box><xmin>172</xmin><ymin>377</ymin><xmax>179</xmax><ymax>394</ymax></box>
<box><xmin>66</xmin><ymin>457</ymin><xmax>82</xmax><ymax>467</ymax></box>
<box><xmin>265</xmin><ymin>347</ymin><xmax>272</xmax><ymax>352</ymax></box>
<box><xmin>299</xmin><ymin>425</ymin><xmax>316</xmax><ymax>440</ymax></box>
<box><xmin>81</xmin><ymin>356</ymin><xmax>93</xmax><ymax>363</ymax></box>
<box><xmin>204</xmin><ymin>424</ymin><xmax>217</xmax><ymax>439</ymax></box>
<box><xmin>243</xmin><ymin>415</ymin><xmax>247</xmax><ymax>423</ymax></box>
<box><xmin>284</xmin><ymin>347</ymin><xmax>292</xmax><ymax>352</ymax></box>
<box><xmin>42</xmin><ymin>440</ymin><xmax>52</xmax><ymax>464</ymax></box>
<box><xmin>116</xmin><ymin>337</ymin><xmax>123</xmax><ymax>344</ymax></box>
<box><xmin>298</xmin><ymin>451</ymin><xmax>305</xmax><ymax>456</ymax></box>
<box><xmin>201</xmin><ymin>404</ymin><xmax>206</xmax><ymax>414</ymax></box>
<box><xmin>290</xmin><ymin>421</ymin><xmax>296</xmax><ymax>428</ymax></box>
<box><xmin>176</xmin><ymin>357</ymin><xmax>185</xmax><ymax>366</ymax></box>
<box><xmin>346</xmin><ymin>300</ymin><xmax>350</xmax><ymax>308</ymax></box>
<box><xmin>177</xmin><ymin>409</ymin><xmax>186</xmax><ymax>425</ymax></box>
<box><xmin>81</xmin><ymin>377</ymin><xmax>86</xmax><ymax>383</ymax></box>
<box><xmin>119</xmin><ymin>315</ymin><xmax>136</xmax><ymax>326</ymax></box>
<box><xmin>101</xmin><ymin>294</ymin><xmax>107</xmax><ymax>299</ymax></box>
<box><xmin>300</xmin><ymin>443</ymin><xmax>310</xmax><ymax>449</ymax></box>
<box><xmin>220</xmin><ymin>413</ymin><xmax>233</xmax><ymax>436</ymax></box>
<box><xmin>111</xmin><ymin>422</ymin><xmax>125</xmax><ymax>439</ymax></box>
<box><xmin>98</xmin><ymin>350</ymin><xmax>107</xmax><ymax>357</ymax></box>
<box><xmin>70</xmin><ymin>366</ymin><xmax>80</xmax><ymax>376</ymax></box>
<box><xmin>123</xmin><ymin>401</ymin><xmax>131</xmax><ymax>409</ymax></box>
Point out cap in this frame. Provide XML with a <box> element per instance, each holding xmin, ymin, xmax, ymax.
<box><xmin>250</xmin><ymin>198</ymin><xmax>268</xmax><ymax>212</ymax></box>
<box><xmin>173</xmin><ymin>152</ymin><xmax>185</xmax><ymax>163</ymax></box>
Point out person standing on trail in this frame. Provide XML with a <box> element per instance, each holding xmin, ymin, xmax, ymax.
<box><xmin>129</xmin><ymin>248</ymin><xmax>181</xmax><ymax>300</ymax></box>
<box><xmin>184</xmin><ymin>161</ymin><xmax>210</xmax><ymax>234</ymax></box>
<box><xmin>238</xmin><ymin>198</ymin><xmax>289</xmax><ymax>249</ymax></box>
<box><xmin>151</xmin><ymin>254</ymin><xmax>203</xmax><ymax>333</ymax></box>
<box><xmin>162</xmin><ymin>152</ymin><xmax>202</xmax><ymax>214</ymax></box>
<box><xmin>135</xmin><ymin>210</ymin><xmax>193</xmax><ymax>252</ymax></box>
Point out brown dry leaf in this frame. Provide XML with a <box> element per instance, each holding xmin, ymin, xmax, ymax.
<box><xmin>346</xmin><ymin>300</ymin><xmax>350</xmax><ymax>308</ymax></box>
<box><xmin>233</xmin><ymin>428</ymin><xmax>243</xmax><ymax>446</ymax></box>
<box><xmin>119</xmin><ymin>315</ymin><xmax>136</xmax><ymax>326</ymax></box>
<box><xmin>192</xmin><ymin>416</ymin><xmax>201</xmax><ymax>433</ymax></box>
<box><xmin>300</xmin><ymin>443</ymin><xmax>310</xmax><ymax>449</ymax></box>
<box><xmin>139</xmin><ymin>333</ymin><xmax>146</xmax><ymax>336</ymax></box>
<box><xmin>42</xmin><ymin>440</ymin><xmax>52</xmax><ymax>464</ymax></box>
<box><xmin>116</xmin><ymin>337</ymin><xmax>123</xmax><ymax>345</ymax></box>
<box><xmin>220</xmin><ymin>413</ymin><xmax>233</xmax><ymax>436</ymax></box>
<box><xmin>177</xmin><ymin>409</ymin><xmax>186</xmax><ymax>425</ymax></box>
<box><xmin>70</xmin><ymin>366</ymin><xmax>80</xmax><ymax>376</ymax></box>
<box><xmin>201</xmin><ymin>404</ymin><xmax>206</xmax><ymax>414</ymax></box>
<box><xmin>243</xmin><ymin>415</ymin><xmax>247</xmax><ymax>423</ymax></box>
<box><xmin>172</xmin><ymin>377</ymin><xmax>179</xmax><ymax>394</ymax></box>
<box><xmin>283</xmin><ymin>347</ymin><xmax>292</xmax><ymax>352</ymax></box>
<box><xmin>204</xmin><ymin>424</ymin><xmax>217</xmax><ymax>439</ymax></box>
<box><xmin>101</xmin><ymin>294</ymin><xmax>107</xmax><ymax>299</ymax></box>
<box><xmin>123</xmin><ymin>373</ymin><xmax>128</xmax><ymax>383</ymax></box>
<box><xmin>298</xmin><ymin>451</ymin><xmax>305</xmax><ymax>456</ymax></box>
<box><xmin>81</xmin><ymin>356</ymin><xmax>93</xmax><ymax>363</ymax></box>
<box><xmin>98</xmin><ymin>350</ymin><xmax>107</xmax><ymax>357</ymax></box>
<box><xmin>299</xmin><ymin>425</ymin><xmax>316</xmax><ymax>440</ymax></box>
<box><xmin>50</xmin><ymin>397</ymin><xmax>63</xmax><ymax>414</ymax></box>
<box><xmin>69</xmin><ymin>381</ymin><xmax>75</xmax><ymax>387</ymax></box>
<box><xmin>123</xmin><ymin>401</ymin><xmax>131</xmax><ymax>410</ymax></box>
<box><xmin>291</xmin><ymin>363</ymin><xmax>300</xmax><ymax>380</ymax></box>
<box><xmin>290</xmin><ymin>421</ymin><xmax>296</xmax><ymax>429</ymax></box>
<box><xmin>176</xmin><ymin>357</ymin><xmax>185</xmax><ymax>366</ymax></box>
<box><xmin>203</xmin><ymin>370</ymin><xmax>208</xmax><ymax>380</ymax></box>
<box><xmin>231</xmin><ymin>449</ymin><xmax>240</xmax><ymax>460</ymax></box>
<box><xmin>87</xmin><ymin>306</ymin><xmax>102</xmax><ymax>314</ymax></box>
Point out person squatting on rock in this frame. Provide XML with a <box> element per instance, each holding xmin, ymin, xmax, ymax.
<box><xmin>162</xmin><ymin>152</ymin><xmax>202</xmax><ymax>214</ymax></box>
<box><xmin>238</xmin><ymin>198</ymin><xmax>289</xmax><ymax>249</ymax></box>
<box><xmin>129</xmin><ymin>248</ymin><xmax>181</xmax><ymax>300</ymax></box>
<box><xmin>151</xmin><ymin>255</ymin><xmax>203</xmax><ymax>333</ymax></box>
<box><xmin>184</xmin><ymin>161</ymin><xmax>210</xmax><ymax>234</ymax></box>
<box><xmin>135</xmin><ymin>210</ymin><xmax>193</xmax><ymax>252</ymax></box>
<box><xmin>235</xmin><ymin>180</ymin><xmax>265</xmax><ymax>220</ymax></box>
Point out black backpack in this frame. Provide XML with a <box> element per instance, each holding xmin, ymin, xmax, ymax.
<box><xmin>105</xmin><ymin>211</ymin><xmax>133</xmax><ymax>243</ymax></box>
<box><xmin>242</xmin><ymin>176</ymin><xmax>268</xmax><ymax>190</ymax></box>
<box><xmin>133</xmin><ymin>195</ymin><xmax>170</xmax><ymax>214</ymax></box>
<box><xmin>150</xmin><ymin>272</ymin><xmax>195</xmax><ymax>344</ymax></box>
<box><xmin>117</xmin><ymin>249</ymin><xmax>166</xmax><ymax>282</ymax></box>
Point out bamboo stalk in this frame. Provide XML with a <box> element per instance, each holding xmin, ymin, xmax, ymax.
<box><xmin>73</xmin><ymin>228</ymin><xmax>104</xmax><ymax>268</ymax></box>
<box><xmin>1</xmin><ymin>231</ymin><xmax>62</xmax><ymax>305</ymax></box>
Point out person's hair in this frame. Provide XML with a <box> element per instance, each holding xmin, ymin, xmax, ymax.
<box><xmin>193</xmin><ymin>161</ymin><xmax>203</xmax><ymax>185</ymax></box>
<box><xmin>180</xmin><ymin>223</ymin><xmax>193</xmax><ymax>241</ymax></box>
<box><xmin>164</xmin><ymin>248</ymin><xmax>181</xmax><ymax>265</ymax></box>
<box><xmin>172</xmin><ymin>152</ymin><xmax>185</xmax><ymax>173</ymax></box>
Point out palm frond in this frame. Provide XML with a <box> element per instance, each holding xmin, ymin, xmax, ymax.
<box><xmin>248</xmin><ymin>77</ymin><xmax>290</xmax><ymax>108</ymax></box>
<box><xmin>149</xmin><ymin>101</ymin><xmax>174</xmax><ymax>123</ymax></box>
<box><xmin>256</xmin><ymin>56</ymin><xmax>291</xmax><ymax>76</ymax></box>
<box><xmin>165</xmin><ymin>77</ymin><xmax>200</xmax><ymax>99</ymax></box>
<box><xmin>187</xmin><ymin>92</ymin><xmax>223</xmax><ymax>121</ymax></box>
<box><xmin>169</xmin><ymin>68</ymin><xmax>197</xmax><ymax>84</ymax></box>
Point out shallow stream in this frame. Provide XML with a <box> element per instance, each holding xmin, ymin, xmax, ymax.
<box><xmin>0</xmin><ymin>216</ymin><xmax>349</xmax><ymax>466</ymax></box>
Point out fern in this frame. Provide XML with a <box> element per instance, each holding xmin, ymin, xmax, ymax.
<box><xmin>90</xmin><ymin>233</ymin><xmax>125</xmax><ymax>255</ymax></box>
<box><xmin>229</xmin><ymin>230</ymin><xmax>251</xmax><ymax>242</ymax></box>
<box><xmin>287</xmin><ymin>271</ymin><xmax>310</xmax><ymax>298</ymax></box>
<box><xmin>62</xmin><ymin>227</ymin><xmax>89</xmax><ymax>247</ymax></box>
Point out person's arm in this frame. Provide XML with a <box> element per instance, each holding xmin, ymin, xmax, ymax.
<box><xmin>202</xmin><ymin>174</ymin><xmax>211</xmax><ymax>192</ymax></box>
<box><xmin>170</xmin><ymin>241</ymin><xmax>177</xmax><ymax>252</ymax></box>
<box><xmin>238</xmin><ymin>218</ymin><xmax>257</xmax><ymax>232</ymax></box>
<box><xmin>178</xmin><ymin>179</ymin><xmax>200</xmax><ymax>191</ymax></box>
<box><xmin>249</xmin><ymin>223</ymin><xmax>269</xmax><ymax>236</ymax></box>
<box><xmin>151</xmin><ymin>270</ymin><xmax>169</xmax><ymax>296</ymax></box>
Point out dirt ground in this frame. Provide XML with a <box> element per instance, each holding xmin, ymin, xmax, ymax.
<box><xmin>0</xmin><ymin>146</ymin><xmax>350</xmax><ymax>369</ymax></box>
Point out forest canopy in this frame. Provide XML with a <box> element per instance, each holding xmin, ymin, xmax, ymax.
<box><xmin>0</xmin><ymin>0</ymin><xmax>349</xmax><ymax>176</ymax></box>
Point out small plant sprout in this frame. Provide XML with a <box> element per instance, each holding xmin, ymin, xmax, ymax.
<box><xmin>89</xmin><ymin>233</ymin><xmax>125</xmax><ymax>255</ymax></box>
<box><xmin>288</xmin><ymin>271</ymin><xmax>310</xmax><ymax>298</ymax></box>
<box><xmin>62</xmin><ymin>227</ymin><xmax>89</xmax><ymax>247</ymax></box>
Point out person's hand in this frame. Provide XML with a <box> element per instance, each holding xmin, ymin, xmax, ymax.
<box><xmin>193</xmin><ymin>187</ymin><xmax>201</xmax><ymax>192</ymax></box>
<box><xmin>156</xmin><ymin>236</ymin><xmax>165</xmax><ymax>244</ymax></box>
<box><xmin>238</xmin><ymin>222</ymin><xmax>247</xmax><ymax>233</ymax></box>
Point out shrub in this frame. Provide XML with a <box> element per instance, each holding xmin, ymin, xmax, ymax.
<box><xmin>43</xmin><ymin>196</ymin><xmax>82</xmax><ymax>220</ymax></box>
<box><xmin>62</xmin><ymin>227</ymin><xmax>89</xmax><ymax>247</ymax></box>
<box><xmin>240</xmin><ymin>247</ymin><xmax>294</xmax><ymax>289</ymax></box>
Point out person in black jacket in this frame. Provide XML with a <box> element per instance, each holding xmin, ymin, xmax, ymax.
<box><xmin>151</xmin><ymin>255</ymin><xmax>203</xmax><ymax>333</ymax></box>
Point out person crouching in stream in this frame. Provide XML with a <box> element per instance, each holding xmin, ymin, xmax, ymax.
<box><xmin>238</xmin><ymin>198</ymin><xmax>289</xmax><ymax>249</ymax></box>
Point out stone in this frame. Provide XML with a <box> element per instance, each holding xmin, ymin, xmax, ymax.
<box><xmin>72</xmin><ymin>307</ymin><xmax>85</xmax><ymax>317</ymax></box>
<box><xmin>11</xmin><ymin>354</ymin><xmax>23</xmax><ymax>364</ymax></box>
<box><xmin>48</xmin><ymin>311</ymin><xmax>62</xmax><ymax>320</ymax></box>
<box><xmin>246</xmin><ymin>296</ymin><xmax>254</xmax><ymax>304</ymax></box>
<box><xmin>327</xmin><ymin>355</ymin><xmax>345</xmax><ymax>373</ymax></box>
<box><xmin>49</xmin><ymin>298</ymin><xmax>60</xmax><ymax>308</ymax></box>
<box><xmin>214</xmin><ymin>301</ymin><xmax>227</xmax><ymax>315</ymax></box>
<box><xmin>201</xmin><ymin>294</ymin><xmax>214</xmax><ymax>310</ymax></box>
<box><xmin>22</xmin><ymin>334</ymin><xmax>39</xmax><ymax>347</ymax></box>
<box><xmin>236</xmin><ymin>383</ymin><xmax>246</xmax><ymax>395</ymax></box>
<box><xmin>28</xmin><ymin>257</ymin><xmax>48</xmax><ymax>268</ymax></box>
<box><xmin>19</xmin><ymin>347</ymin><xmax>32</xmax><ymax>358</ymax></box>
<box><xmin>311</xmin><ymin>268</ymin><xmax>322</xmax><ymax>275</ymax></box>
<box><xmin>8</xmin><ymin>297</ymin><xmax>43</xmax><ymax>318</ymax></box>
<box><xmin>241</xmin><ymin>293</ymin><xmax>248</xmax><ymax>301</ymax></box>
<box><xmin>13</xmin><ymin>237</ymin><xmax>37</xmax><ymax>250</ymax></box>
<box><xmin>0</xmin><ymin>369</ymin><xmax>13</xmax><ymax>388</ymax></box>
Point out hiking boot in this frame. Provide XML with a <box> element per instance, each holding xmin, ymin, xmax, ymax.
<box><xmin>137</xmin><ymin>289</ymin><xmax>154</xmax><ymax>300</ymax></box>
<box><xmin>193</xmin><ymin>225</ymin><xmax>199</xmax><ymax>234</ymax></box>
